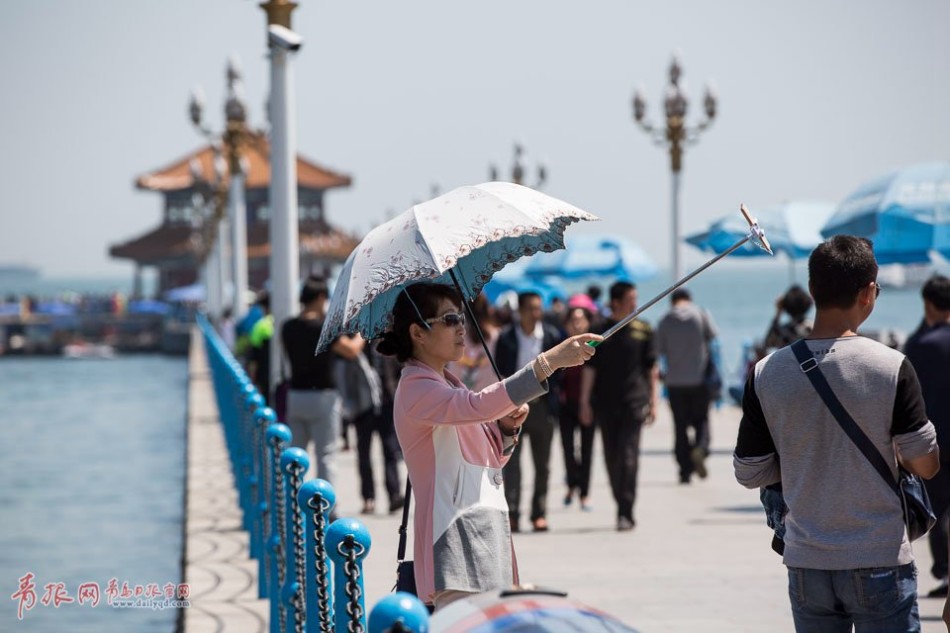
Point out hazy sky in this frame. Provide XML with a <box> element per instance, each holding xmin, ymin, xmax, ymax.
<box><xmin>1</xmin><ymin>0</ymin><xmax>948</xmax><ymax>279</ymax></box>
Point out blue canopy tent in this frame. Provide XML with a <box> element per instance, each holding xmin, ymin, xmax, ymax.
<box><xmin>127</xmin><ymin>299</ymin><xmax>172</xmax><ymax>315</ymax></box>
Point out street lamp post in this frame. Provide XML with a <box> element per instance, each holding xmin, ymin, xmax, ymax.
<box><xmin>189</xmin><ymin>57</ymin><xmax>250</xmax><ymax>322</ymax></box>
<box><xmin>188</xmin><ymin>152</ymin><xmax>228</xmax><ymax>321</ymax></box>
<box><xmin>632</xmin><ymin>54</ymin><xmax>717</xmax><ymax>281</ymax></box>
<box><xmin>490</xmin><ymin>143</ymin><xmax>547</xmax><ymax>188</ymax></box>
<box><xmin>261</xmin><ymin>0</ymin><xmax>302</xmax><ymax>403</ymax></box>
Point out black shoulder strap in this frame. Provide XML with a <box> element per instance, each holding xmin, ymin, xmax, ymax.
<box><xmin>789</xmin><ymin>339</ymin><xmax>899</xmax><ymax>494</ymax></box>
<box><xmin>396</xmin><ymin>479</ymin><xmax>412</xmax><ymax>562</ymax></box>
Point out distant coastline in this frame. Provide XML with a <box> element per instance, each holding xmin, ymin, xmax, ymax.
<box><xmin>0</xmin><ymin>275</ymin><xmax>134</xmax><ymax>298</ymax></box>
<box><xmin>0</xmin><ymin>264</ymin><xmax>40</xmax><ymax>282</ymax></box>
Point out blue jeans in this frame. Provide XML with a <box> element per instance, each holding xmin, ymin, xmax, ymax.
<box><xmin>787</xmin><ymin>563</ymin><xmax>920</xmax><ymax>632</ymax></box>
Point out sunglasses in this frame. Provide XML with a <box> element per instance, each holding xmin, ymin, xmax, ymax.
<box><xmin>425</xmin><ymin>312</ymin><xmax>466</xmax><ymax>328</ymax></box>
<box><xmin>874</xmin><ymin>282</ymin><xmax>881</xmax><ymax>298</ymax></box>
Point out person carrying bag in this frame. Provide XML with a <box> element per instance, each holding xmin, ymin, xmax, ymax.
<box><xmin>791</xmin><ymin>339</ymin><xmax>936</xmax><ymax>542</ymax></box>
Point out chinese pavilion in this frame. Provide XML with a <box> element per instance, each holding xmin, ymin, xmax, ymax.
<box><xmin>109</xmin><ymin>131</ymin><xmax>357</xmax><ymax>295</ymax></box>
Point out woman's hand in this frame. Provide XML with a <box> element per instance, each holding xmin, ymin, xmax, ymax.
<box><xmin>544</xmin><ymin>333</ymin><xmax>603</xmax><ymax>371</ymax></box>
<box><xmin>499</xmin><ymin>404</ymin><xmax>529</xmax><ymax>436</ymax></box>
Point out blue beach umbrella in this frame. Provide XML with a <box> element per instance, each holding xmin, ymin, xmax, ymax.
<box><xmin>521</xmin><ymin>233</ymin><xmax>658</xmax><ymax>282</ymax></box>
<box><xmin>821</xmin><ymin>162</ymin><xmax>950</xmax><ymax>264</ymax></box>
<box><xmin>164</xmin><ymin>283</ymin><xmax>205</xmax><ymax>303</ymax></box>
<box><xmin>686</xmin><ymin>200</ymin><xmax>836</xmax><ymax>260</ymax></box>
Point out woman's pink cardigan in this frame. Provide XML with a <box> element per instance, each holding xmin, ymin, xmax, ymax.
<box><xmin>393</xmin><ymin>359</ymin><xmax>546</xmax><ymax>603</ymax></box>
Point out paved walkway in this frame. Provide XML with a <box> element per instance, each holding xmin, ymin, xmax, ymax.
<box><xmin>183</xmin><ymin>331</ymin><xmax>268</xmax><ymax>633</ymax></box>
<box><xmin>183</xmin><ymin>333</ymin><xmax>946</xmax><ymax>632</ymax></box>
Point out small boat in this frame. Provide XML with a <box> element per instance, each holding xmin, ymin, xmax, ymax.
<box><xmin>62</xmin><ymin>343</ymin><xmax>116</xmax><ymax>359</ymax></box>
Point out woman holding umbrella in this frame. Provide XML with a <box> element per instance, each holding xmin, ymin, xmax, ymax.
<box><xmin>377</xmin><ymin>282</ymin><xmax>601</xmax><ymax>610</ymax></box>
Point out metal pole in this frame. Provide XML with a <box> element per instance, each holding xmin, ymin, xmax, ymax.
<box><xmin>207</xmin><ymin>241</ymin><xmax>221</xmax><ymax>320</ymax></box>
<box><xmin>268</xmin><ymin>43</ymin><xmax>300</xmax><ymax>399</ymax></box>
<box><xmin>217</xmin><ymin>216</ymin><xmax>232</xmax><ymax>315</ymax></box>
<box><xmin>671</xmin><ymin>170</ymin><xmax>681</xmax><ymax>281</ymax></box>
<box><xmin>230</xmin><ymin>171</ymin><xmax>248</xmax><ymax>318</ymax></box>
<box><xmin>598</xmin><ymin>204</ymin><xmax>773</xmax><ymax>343</ymax></box>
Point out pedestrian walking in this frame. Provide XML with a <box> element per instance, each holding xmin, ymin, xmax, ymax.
<box><xmin>734</xmin><ymin>235</ymin><xmax>940</xmax><ymax>632</ymax></box>
<box><xmin>559</xmin><ymin>303</ymin><xmax>596</xmax><ymax>511</ymax></box>
<box><xmin>341</xmin><ymin>343</ymin><xmax>405</xmax><ymax>515</ymax></box>
<box><xmin>280</xmin><ymin>276</ymin><xmax>363</xmax><ymax>488</ymax></box>
<box><xmin>656</xmin><ymin>287</ymin><xmax>718</xmax><ymax>484</ymax></box>
<box><xmin>496</xmin><ymin>291</ymin><xmax>565</xmax><ymax>533</ymax></box>
<box><xmin>579</xmin><ymin>281</ymin><xmax>659</xmax><ymax>531</ymax></box>
<box><xmin>904</xmin><ymin>274</ymin><xmax>950</xmax><ymax>599</ymax></box>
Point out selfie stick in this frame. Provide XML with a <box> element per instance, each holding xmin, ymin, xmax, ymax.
<box><xmin>591</xmin><ymin>204</ymin><xmax>773</xmax><ymax>346</ymax></box>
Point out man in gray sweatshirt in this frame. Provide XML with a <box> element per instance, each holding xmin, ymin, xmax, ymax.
<box><xmin>656</xmin><ymin>288</ymin><xmax>717</xmax><ymax>483</ymax></box>
<box><xmin>734</xmin><ymin>235</ymin><xmax>940</xmax><ymax>632</ymax></box>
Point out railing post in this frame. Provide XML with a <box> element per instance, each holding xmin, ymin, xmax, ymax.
<box><xmin>281</xmin><ymin>447</ymin><xmax>310</xmax><ymax>633</ymax></box>
<box><xmin>298</xmin><ymin>479</ymin><xmax>336</xmax><ymax>633</ymax></box>
<box><xmin>246</xmin><ymin>391</ymin><xmax>266</xmax><ymax>558</ymax></box>
<box><xmin>327</xmin><ymin>519</ymin><xmax>372</xmax><ymax>633</ymax></box>
<box><xmin>265</xmin><ymin>422</ymin><xmax>292</xmax><ymax>633</ymax></box>
<box><xmin>368</xmin><ymin>593</ymin><xmax>430</xmax><ymax>633</ymax></box>
<box><xmin>239</xmin><ymin>381</ymin><xmax>258</xmax><ymax>532</ymax></box>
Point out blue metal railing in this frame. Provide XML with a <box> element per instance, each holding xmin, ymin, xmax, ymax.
<box><xmin>197</xmin><ymin>315</ymin><xmax>429</xmax><ymax>633</ymax></box>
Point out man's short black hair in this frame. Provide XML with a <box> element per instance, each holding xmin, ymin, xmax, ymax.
<box><xmin>671</xmin><ymin>288</ymin><xmax>691</xmax><ymax>303</ymax></box>
<box><xmin>609</xmin><ymin>280</ymin><xmax>636</xmax><ymax>303</ymax></box>
<box><xmin>517</xmin><ymin>291</ymin><xmax>542</xmax><ymax>309</ymax></box>
<box><xmin>922</xmin><ymin>275</ymin><xmax>950</xmax><ymax>311</ymax></box>
<box><xmin>299</xmin><ymin>275</ymin><xmax>329</xmax><ymax>305</ymax></box>
<box><xmin>807</xmin><ymin>235</ymin><xmax>878</xmax><ymax>310</ymax></box>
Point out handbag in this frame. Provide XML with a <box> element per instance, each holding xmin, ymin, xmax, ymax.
<box><xmin>274</xmin><ymin>380</ymin><xmax>290</xmax><ymax>422</ymax></box>
<box><xmin>790</xmin><ymin>340</ymin><xmax>936</xmax><ymax>541</ymax></box>
<box><xmin>393</xmin><ymin>479</ymin><xmax>416</xmax><ymax>595</ymax></box>
<box><xmin>703</xmin><ymin>356</ymin><xmax>722</xmax><ymax>401</ymax></box>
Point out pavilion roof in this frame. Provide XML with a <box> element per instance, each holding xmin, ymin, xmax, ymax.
<box><xmin>110</xmin><ymin>220</ymin><xmax>358</xmax><ymax>265</ymax></box>
<box><xmin>134</xmin><ymin>131</ymin><xmax>352</xmax><ymax>193</ymax></box>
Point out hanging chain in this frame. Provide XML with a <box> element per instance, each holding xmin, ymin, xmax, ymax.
<box><xmin>307</xmin><ymin>496</ymin><xmax>333</xmax><ymax>632</ymax></box>
<box><xmin>289</xmin><ymin>466</ymin><xmax>306</xmax><ymax>633</ymax></box>
<box><xmin>260</xmin><ymin>425</ymin><xmax>271</xmax><ymax>544</ymax></box>
<box><xmin>340</xmin><ymin>535</ymin><xmax>366</xmax><ymax>633</ymax></box>
<box><xmin>272</xmin><ymin>439</ymin><xmax>287</xmax><ymax>633</ymax></box>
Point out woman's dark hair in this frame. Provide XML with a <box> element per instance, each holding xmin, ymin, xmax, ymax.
<box><xmin>807</xmin><ymin>235</ymin><xmax>878</xmax><ymax>310</ymax></box>
<box><xmin>563</xmin><ymin>305</ymin><xmax>593</xmax><ymax>328</ymax></box>
<box><xmin>376</xmin><ymin>283</ymin><xmax>462</xmax><ymax>362</ymax></box>
<box><xmin>781</xmin><ymin>285</ymin><xmax>813</xmax><ymax>320</ymax></box>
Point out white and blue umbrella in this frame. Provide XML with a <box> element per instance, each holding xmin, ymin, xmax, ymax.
<box><xmin>686</xmin><ymin>200</ymin><xmax>836</xmax><ymax>260</ymax></box>
<box><xmin>821</xmin><ymin>162</ymin><xmax>950</xmax><ymax>264</ymax></box>
<box><xmin>317</xmin><ymin>182</ymin><xmax>598</xmax><ymax>352</ymax></box>
<box><xmin>520</xmin><ymin>233</ymin><xmax>658</xmax><ymax>282</ymax></box>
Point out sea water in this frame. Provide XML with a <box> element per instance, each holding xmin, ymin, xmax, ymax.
<box><xmin>0</xmin><ymin>355</ymin><xmax>187</xmax><ymax>632</ymax></box>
